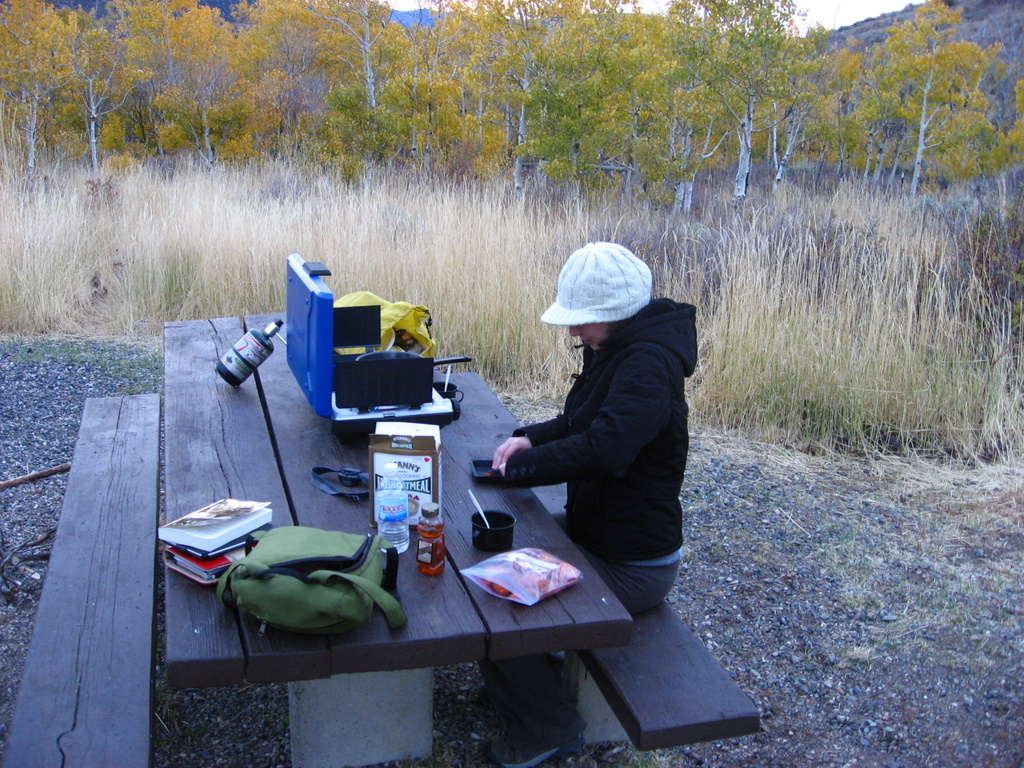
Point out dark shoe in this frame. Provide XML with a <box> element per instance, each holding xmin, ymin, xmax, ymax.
<box><xmin>484</xmin><ymin>733</ymin><xmax>584</xmax><ymax>768</ymax></box>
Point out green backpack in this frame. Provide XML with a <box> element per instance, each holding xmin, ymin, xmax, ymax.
<box><xmin>217</xmin><ymin>526</ymin><xmax>407</xmax><ymax>635</ymax></box>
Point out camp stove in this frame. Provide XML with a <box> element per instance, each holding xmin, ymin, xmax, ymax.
<box><xmin>285</xmin><ymin>253</ymin><xmax>469</xmax><ymax>438</ymax></box>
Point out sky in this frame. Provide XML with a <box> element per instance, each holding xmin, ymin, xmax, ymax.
<box><xmin>391</xmin><ymin>0</ymin><xmax>926</xmax><ymax>32</ymax></box>
<box><xmin>784</xmin><ymin>0</ymin><xmax>923</xmax><ymax>31</ymax></box>
<box><xmin>640</xmin><ymin>0</ymin><xmax>925</xmax><ymax>30</ymax></box>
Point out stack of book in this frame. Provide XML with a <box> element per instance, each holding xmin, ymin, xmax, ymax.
<box><xmin>158</xmin><ymin>499</ymin><xmax>272</xmax><ymax>585</ymax></box>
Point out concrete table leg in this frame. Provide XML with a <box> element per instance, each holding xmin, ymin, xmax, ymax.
<box><xmin>564</xmin><ymin>652</ymin><xmax>628</xmax><ymax>746</ymax></box>
<box><xmin>289</xmin><ymin>667</ymin><xmax>434</xmax><ymax>768</ymax></box>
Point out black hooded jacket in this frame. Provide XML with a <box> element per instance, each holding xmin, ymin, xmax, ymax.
<box><xmin>504</xmin><ymin>298</ymin><xmax>698</xmax><ymax>561</ymax></box>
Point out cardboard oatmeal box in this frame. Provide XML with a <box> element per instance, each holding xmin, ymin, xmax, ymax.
<box><xmin>369</xmin><ymin>422</ymin><xmax>441</xmax><ymax>527</ymax></box>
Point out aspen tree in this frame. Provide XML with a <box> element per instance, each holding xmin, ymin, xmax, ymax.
<box><xmin>883</xmin><ymin>0</ymin><xmax>998</xmax><ymax>194</ymax></box>
<box><xmin>529</xmin><ymin>0</ymin><xmax>620</xmax><ymax>187</ymax></box>
<box><xmin>474</xmin><ymin>0</ymin><xmax>580</xmax><ymax>196</ymax></box>
<box><xmin>671</xmin><ymin>0</ymin><xmax>798</xmax><ymax>200</ymax></box>
<box><xmin>390</xmin><ymin>0</ymin><xmax>466</xmax><ymax>172</ymax></box>
<box><xmin>163</xmin><ymin>2</ymin><xmax>244</xmax><ymax>168</ymax></box>
<box><xmin>990</xmin><ymin>78</ymin><xmax>1024</xmax><ymax>171</ymax></box>
<box><xmin>0</xmin><ymin>0</ymin><xmax>73</xmax><ymax>180</ymax></box>
<box><xmin>68</xmin><ymin>10</ymin><xmax>139</xmax><ymax>176</ymax></box>
<box><xmin>771</xmin><ymin>25</ymin><xmax>830</xmax><ymax>187</ymax></box>
<box><xmin>827</xmin><ymin>46</ymin><xmax>865</xmax><ymax>178</ymax></box>
<box><xmin>234</xmin><ymin>0</ymin><xmax>330</xmax><ymax>159</ymax></box>
<box><xmin>300</xmin><ymin>0</ymin><xmax>403</xmax><ymax>174</ymax></box>
<box><xmin>642</xmin><ymin>7</ymin><xmax>730</xmax><ymax>213</ymax></box>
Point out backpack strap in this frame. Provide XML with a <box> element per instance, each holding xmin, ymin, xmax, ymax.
<box><xmin>255</xmin><ymin>534</ymin><xmax>376</xmax><ymax>577</ymax></box>
<box><xmin>310</xmin><ymin>466</ymin><xmax>370</xmax><ymax>500</ymax></box>
<box><xmin>317</xmin><ymin>570</ymin><xmax>408</xmax><ymax>630</ymax></box>
<box><xmin>380</xmin><ymin>541</ymin><xmax>399</xmax><ymax>593</ymax></box>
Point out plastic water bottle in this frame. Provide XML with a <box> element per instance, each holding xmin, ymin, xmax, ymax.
<box><xmin>217</xmin><ymin>319</ymin><xmax>283</xmax><ymax>386</ymax></box>
<box><xmin>375</xmin><ymin>462</ymin><xmax>409</xmax><ymax>553</ymax></box>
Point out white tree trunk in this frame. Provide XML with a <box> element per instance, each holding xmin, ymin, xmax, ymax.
<box><xmin>773</xmin><ymin>114</ymin><xmax>802</xmax><ymax>187</ymax></box>
<box><xmin>513</xmin><ymin>101</ymin><xmax>527</xmax><ymax>198</ymax></box>
<box><xmin>910</xmin><ymin>103</ymin><xmax>929</xmax><ymax>195</ymax></box>
<box><xmin>362</xmin><ymin>41</ymin><xmax>376</xmax><ymax>110</ymax></box>
<box><xmin>733</xmin><ymin>100</ymin><xmax>754</xmax><ymax>200</ymax></box>
<box><xmin>200</xmin><ymin>108</ymin><xmax>215</xmax><ymax>171</ymax></box>
<box><xmin>862</xmin><ymin>126</ymin><xmax>878</xmax><ymax>181</ymax></box>
<box><xmin>24</xmin><ymin>92</ymin><xmax>40</xmax><ymax>181</ymax></box>
<box><xmin>672</xmin><ymin>179</ymin><xmax>695</xmax><ymax>216</ymax></box>
<box><xmin>888</xmin><ymin>133</ymin><xmax>907</xmax><ymax>187</ymax></box>
<box><xmin>85</xmin><ymin>80</ymin><xmax>101</xmax><ymax>176</ymax></box>
<box><xmin>88</xmin><ymin>113</ymin><xmax>100</xmax><ymax>176</ymax></box>
<box><xmin>872</xmin><ymin>137</ymin><xmax>889</xmax><ymax>185</ymax></box>
<box><xmin>909</xmin><ymin>73</ymin><xmax>934</xmax><ymax>196</ymax></box>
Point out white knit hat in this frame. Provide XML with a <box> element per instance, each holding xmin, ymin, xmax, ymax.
<box><xmin>540</xmin><ymin>242</ymin><xmax>652</xmax><ymax>325</ymax></box>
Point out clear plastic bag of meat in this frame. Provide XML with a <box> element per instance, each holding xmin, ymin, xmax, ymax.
<box><xmin>460</xmin><ymin>548</ymin><xmax>582</xmax><ymax>606</ymax></box>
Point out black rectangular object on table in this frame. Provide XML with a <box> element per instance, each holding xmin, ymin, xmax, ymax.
<box><xmin>333</xmin><ymin>304</ymin><xmax>381</xmax><ymax>349</ymax></box>
<box><xmin>471</xmin><ymin>459</ymin><xmax>505</xmax><ymax>483</ymax></box>
<box><xmin>333</xmin><ymin>353</ymin><xmax>434</xmax><ymax>410</ymax></box>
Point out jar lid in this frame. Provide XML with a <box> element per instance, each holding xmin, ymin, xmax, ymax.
<box><xmin>421</xmin><ymin>502</ymin><xmax>439</xmax><ymax>518</ymax></box>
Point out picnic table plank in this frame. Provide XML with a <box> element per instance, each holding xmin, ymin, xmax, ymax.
<box><xmin>247</xmin><ymin>313</ymin><xmax>487</xmax><ymax>675</ymax></box>
<box><xmin>435</xmin><ymin>373</ymin><xmax>634</xmax><ymax>659</ymax></box>
<box><xmin>163</xmin><ymin>318</ymin><xmax>331</xmax><ymax>686</ymax></box>
<box><xmin>4</xmin><ymin>395</ymin><xmax>160</xmax><ymax>768</ymax></box>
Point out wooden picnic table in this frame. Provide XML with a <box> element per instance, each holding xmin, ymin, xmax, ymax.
<box><xmin>162</xmin><ymin>315</ymin><xmax>633</xmax><ymax>767</ymax></box>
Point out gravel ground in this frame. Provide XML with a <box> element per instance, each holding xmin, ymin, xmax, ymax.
<box><xmin>1</xmin><ymin>338</ymin><xmax>1022</xmax><ymax>768</ymax></box>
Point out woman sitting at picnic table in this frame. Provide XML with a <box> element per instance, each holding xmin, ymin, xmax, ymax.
<box><xmin>483</xmin><ymin>241</ymin><xmax>698</xmax><ymax>768</ymax></box>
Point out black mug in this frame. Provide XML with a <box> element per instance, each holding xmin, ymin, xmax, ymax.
<box><xmin>472</xmin><ymin>510</ymin><xmax>515</xmax><ymax>551</ymax></box>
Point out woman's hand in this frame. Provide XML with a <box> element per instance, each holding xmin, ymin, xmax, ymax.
<box><xmin>493</xmin><ymin>435</ymin><xmax>532</xmax><ymax>476</ymax></box>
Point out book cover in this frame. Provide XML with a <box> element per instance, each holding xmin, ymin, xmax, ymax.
<box><xmin>165</xmin><ymin>545</ymin><xmax>244</xmax><ymax>575</ymax></box>
<box><xmin>158</xmin><ymin>499</ymin><xmax>272</xmax><ymax>551</ymax></box>
<box><xmin>163</xmin><ymin>546</ymin><xmax>246</xmax><ymax>586</ymax></box>
<box><xmin>163</xmin><ymin>551</ymin><xmax>221</xmax><ymax>586</ymax></box>
<box><xmin>170</xmin><ymin>523</ymin><xmax>270</xmax><ymax>558</ymax></box>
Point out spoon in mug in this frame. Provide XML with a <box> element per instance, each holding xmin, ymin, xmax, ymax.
<box><xmin>468</xmin><ymin>489</ymin><xmax>491</xmax><ymax>528</ymax></box>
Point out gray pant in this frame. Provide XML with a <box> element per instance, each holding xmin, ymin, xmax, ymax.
<box><xmin>479</xmin><ymin>539</ymin><xmax>679</xmax><ymax>752</ymax></box>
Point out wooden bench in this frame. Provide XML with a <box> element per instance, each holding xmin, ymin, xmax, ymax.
<box><xmin>529</xmin><ymin>487</ymin><xmax>762</xmax><ymax>751</ymax></box>
<box><xmin>4</xmin><ymin>395</ymin><xmax>162</xmax><ymax>768</ymax></box>
<box><xmin>572</xmin><ymin>605</ymin><xmax>761</xmax><ymax>749</ymax></box>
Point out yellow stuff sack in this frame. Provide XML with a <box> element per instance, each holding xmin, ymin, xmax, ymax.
<box><xmin>334</xmin><ymin>291</ymin><xmax>437</xmax><ymax>357</ymax></box>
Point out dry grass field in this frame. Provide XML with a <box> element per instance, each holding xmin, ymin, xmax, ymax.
<box><xmin>2</xmin><ymin>159</ymin><xmax>1021</xmax><ymax>461</ymax></box>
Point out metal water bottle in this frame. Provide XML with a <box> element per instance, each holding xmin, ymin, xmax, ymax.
<box><xmin>216</xmin><ymin>319</ymin><xmax>283</xmax><ymax>386</ymax></box>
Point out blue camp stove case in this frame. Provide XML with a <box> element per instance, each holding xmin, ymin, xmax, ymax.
<box><xmin>285</xmin><ymin>253</ymin><xmax>459</xmax><ymax>438</ymax></box>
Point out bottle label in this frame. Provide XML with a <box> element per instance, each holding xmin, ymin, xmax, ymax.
<box><xmin>219</xmin><ymin>348</ymin><xmax>256</xmax><ymax>379</ymax></box>
<box><xmin>221</xmin><ymin>331</ymin><xmax>271</xmax><ymax>374</ymax></box>
<box><xmin>416</xmin><ymin>537</ymin><xmax>444</xmax><ymax>564</ymax></box>
<box><xmin>376</xmin><ymin>494</ymin><xmax>408</xmax><ymax>523</ymax></box>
